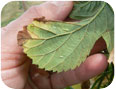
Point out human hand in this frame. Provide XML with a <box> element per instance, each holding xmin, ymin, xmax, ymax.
<box><xmin>1</xmin><ymin>1</ymin><xmax>108</xmax><ymax>89</ymax></box>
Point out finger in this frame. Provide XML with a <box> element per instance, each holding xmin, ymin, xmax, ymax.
<box><xmin>34</xmin><ymin>1</ymin><xmax>73</xmax><ymax>20</ymax></box>
<box><xmin>1</xmin><ymin>53</ymin><xmax>26</xmax><ymax>70</ymax></box>
<box><xmin>90</xmin><ymin>37</ymin><xmax>107</xmax><ymax>55</ymax></box>
<box><xmin>29</xmin><ymin>65</ymin><xmax>51</xmax><ymax>89</ymax></box>
<box><xmin>51</xmin><ymin>54</ymin><xmax>108</xmax><ymax>88</ymax></box>
<box><xmin>1</xmin><ymin>59</ymin><xmax>30</xmax><ymax>88</ymax></box>
<box><xmin>4</xmin><ymin>1</ymin><xmax>73</xmax><ymax>31</ymax></box>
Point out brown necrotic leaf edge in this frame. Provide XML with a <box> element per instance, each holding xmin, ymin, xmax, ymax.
<box><xmin>17</xmin><ymin>26</ymin><xmax>32</xmax><ymax>46</ymax></box>
<box><xmin>17</xmin><ymin>17</ymin><xmax>47</xmax><ymax>46</ymax></box>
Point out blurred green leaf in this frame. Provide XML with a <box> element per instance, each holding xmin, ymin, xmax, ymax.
<box><xmin>1</xmin><ymin>1</ymin><xmax>44</xmax><ymax>27</ymax></box>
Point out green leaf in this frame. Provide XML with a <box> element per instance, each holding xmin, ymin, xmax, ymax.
<box><xmin>17</xmin><ymin>1</ymin><xmax>114</xmax><ymax>72</ymax></box>
<box><xmin>69</xmin><ymin>1</ymin><xmax>104</xmax><ymax>20</ymax></box>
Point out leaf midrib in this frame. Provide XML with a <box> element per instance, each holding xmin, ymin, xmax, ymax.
<box><xmin>26</xmin><ymin>2</ymin><xmax>106</xmax><ymax>57</ymax></box>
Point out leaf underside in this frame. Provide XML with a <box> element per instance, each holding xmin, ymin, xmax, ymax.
<box><xmin>17</xmin><ymin>1</ymin><xmax>114</xmax><ymax>72</ymax></box>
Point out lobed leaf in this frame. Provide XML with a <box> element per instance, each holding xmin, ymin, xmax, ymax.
<box><xmin>18</xmin><ymin>1</ymin><xmax>114</xmax><ymax>72</ymax></box>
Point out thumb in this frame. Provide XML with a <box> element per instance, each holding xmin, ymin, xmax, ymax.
<box><xmin>31</xmin><ymin>1</ymin><xmax>73</xmax><ymax>20</ymax></box>
<box><xmin>5</xmin><ymin>1</ymin><xmax>73</xmax><ymax>30</ymax></box>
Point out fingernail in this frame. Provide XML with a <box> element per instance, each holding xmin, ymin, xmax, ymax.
<box><xmin>32</xmin><ymin>73</ymin><xmax>40</xmax><ymax>79</ymax></box>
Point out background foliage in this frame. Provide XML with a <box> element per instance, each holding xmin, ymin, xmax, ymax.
<box><xmin>1</xmin><ymin>1</ymin><xmax>44</xmax><ymax>27</ymax></box>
